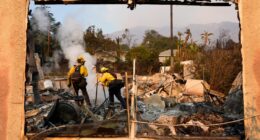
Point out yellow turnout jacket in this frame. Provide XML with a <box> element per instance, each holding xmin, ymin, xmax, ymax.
<box><xmin>68</xmin><ymin>65</ymin><xmax>88</xmax><ymax>77</ymax></box>
<box><xmin>98</xmin><ymin>72</ymin><xmax>115</xmax><ymax>87</ymax></box>
<box><xmin>67</xmin><ymin>65</ymin><xmax>88</xmax><ymax>86</ymax></box>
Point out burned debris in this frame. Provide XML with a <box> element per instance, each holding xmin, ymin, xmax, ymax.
<box><xmin>25</xmin><ymin>69</ymin><xmax>244</xmax><ymax>139</ymax></box>
<box><xmin>25</xmin><ymin>76</ymin><xmax>128</xmax><ymax>139</ymax></box>
<box><xmin>133</xmin><ymin>71</ymin><xmax>244</xmax><ymax>138</ymax></box>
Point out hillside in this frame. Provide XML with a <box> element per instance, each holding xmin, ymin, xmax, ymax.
<box><xmin>107</xmin><ymin>21</ymin><xmax>239</xmax><ymax>45</ymax></box>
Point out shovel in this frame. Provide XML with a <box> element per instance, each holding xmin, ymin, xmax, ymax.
<box><xmin>103</xmin><ymin>86</ymin><xmax>107</xmax><ymax>99</ymax></box>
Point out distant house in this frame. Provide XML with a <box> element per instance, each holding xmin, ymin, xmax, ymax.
<box><xmin>159</xmin><ymin>49</ymin><xmax>178</xmax><ymax>63</ymax></box>
<box><xmin>94</xmin><ymin>50</ymin><xmax>127</xmax><ymax>62</ymax></box>
<box><xmin>94</xmin><ymin>50</ymin><xmax>116</xmax><ymax>62</ymax></box>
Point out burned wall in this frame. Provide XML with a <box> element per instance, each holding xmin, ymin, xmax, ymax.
<box><xmin>0</xmin><ymin>0</ymin><xmax>29</xmax><ymax>139</ymax></box>
<box><xmin>239</xmin><ymin>0</ymin><xmax>260</xmax><ymax>139</ymax></box>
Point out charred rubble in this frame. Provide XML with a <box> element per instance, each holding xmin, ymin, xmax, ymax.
<box><xmin>25</xmin><ymin>79</ymin><xmax>128</xmax><ymax>139</ymax></box>
<box><xmin>134</xmin><ymin>72</ymin><xmax>244</xmax><ymax>138</ymax></box>
<box><xmin>25</xmin><ymin>70</ymin><xmax>244</xmax><ymax>139</ymax></box>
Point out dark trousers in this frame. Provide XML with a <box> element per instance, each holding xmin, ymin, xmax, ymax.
<box><xmin>72</xmin><ymin>79</ymin><xmax>91</xmax><ymax>106</ymax></box>
<box><xmin>108</xmin><ymin>81</ymin><xmax>126</xmax><ymax>109</ymax></box>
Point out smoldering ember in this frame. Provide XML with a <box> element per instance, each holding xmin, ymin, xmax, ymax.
<box><xmin>25</xmin><ymin>3</ymin><xmax>244</xmax><ymax>140</ymax></box>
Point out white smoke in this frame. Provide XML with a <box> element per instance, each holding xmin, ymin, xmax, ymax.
<box><xmin>53</xmin><ymin>50</ymin><xmax>63</xmax><ymax>69</ymax></box>
<box><xmin>31</xmin><ymin>7</ymin><xmax>63</xmax><ymax>73</ymax></box>
<box><xmin>42</xmin><ymin>62</ymin><xmax>52</xmax><ymax>74</ymax></box>
<box><xmin>57</xmin><ymin>17</ymin><xmax>107</xmax><ymax>105</ymax></box>
<box><xmin>32</xmin><ymin>7</ymin><xmax>50</xmax><ymax>33</ymax></box>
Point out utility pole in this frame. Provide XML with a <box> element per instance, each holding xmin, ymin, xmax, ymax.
<box><xmin>170</xmin><ymin>4</ymin><xmax>174</xmax><ymax>72</ymax></box>
<box><xmin>130</xmin><ymin>58</ymin><xmax>137</xmax><ymax>139</ymax></box>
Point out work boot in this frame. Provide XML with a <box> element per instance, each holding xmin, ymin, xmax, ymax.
<box><xmin>82</xmin><ymin>94</ymin><xmax>92</xmax><ymax>108</ymax></box>
<box><xmin>74</xmin><ymin>96</ymin><xmax>84</xmax><ymax>106</ymax></box>
<box><xmin>108</xmin><ymin>103</ymin><xmax>115</xmax><ymax>109</ymax></box>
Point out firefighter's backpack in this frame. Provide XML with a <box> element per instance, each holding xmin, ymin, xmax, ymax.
<box><xmin>71</xmin><ymin>65</ymin><xmax>82</xmax><ymax>81</ymax></box>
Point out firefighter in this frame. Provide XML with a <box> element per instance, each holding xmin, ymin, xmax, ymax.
<box><xmin>67</xmin><ymin>56</ymin><xmax>91</xmax><ymax>107</ymax></box>
<box><xmin>98</xmin><ymin>67</ymin><xmax>126</xmax><ymax>109</ymax></box>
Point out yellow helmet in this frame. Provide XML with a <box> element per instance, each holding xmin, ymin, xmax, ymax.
<box><xmin>77</xmin><ymin>56</ymin><xmax>85</xmax><ymax>63</ymax></box>
<box><xmin>100</xmin><ymin>67</ymin><xmax>109</xmax><ymax>73</ymax></box>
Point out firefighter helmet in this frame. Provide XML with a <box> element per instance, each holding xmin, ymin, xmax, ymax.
<box><xmin>100</xmin><ymin>67</ymin><xmax>109</xmax><ymax>73</ymax></box>
<box><xmin>77</xmin><ymin>56</ymin><xmax>85</xmax><ymax>63</ymax></box>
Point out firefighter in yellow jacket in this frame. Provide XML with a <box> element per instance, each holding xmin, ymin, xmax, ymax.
<box><xmin>68</xmin><ymin>56</ymin><xmax>91</xmax><ymax>106</ymax></box>
<box><xmin>98</xmin><ymin>67</ymin><xmax>126</xmax><ymax>109</ymax></box>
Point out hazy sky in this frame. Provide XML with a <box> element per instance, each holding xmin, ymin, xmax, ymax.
<box><xmin>30</xmin><ymin>1</ymin><xmax>239</xmax><ymax>34</ymax></box>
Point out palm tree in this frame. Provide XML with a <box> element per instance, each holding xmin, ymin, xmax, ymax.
<box><xmin>178</xmin><ymin>31</ymin><xmax>183</xmax><ymax>41</ymax></box>
<box><xmin>177</xmin><ymin>31</ymin><xmax>183</xmax><ymax>58</ymax></box>
<box><xmin>201</xmin><ymin>31</ymin><xmax>213</xmax><ymax>47</ymax></box>
<box><xmin>183</xmin><ymin>28</ymin><xmax>192</xmax><ymax>48</ymax></box>
<box><xmin>115</xmin><ymin>36</ymin><xmax>122</xmax><ymax>60</ymax></box>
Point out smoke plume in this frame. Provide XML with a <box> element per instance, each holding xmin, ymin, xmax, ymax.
<box><xmin>32</xmin><ymin>7</ymin><xmax>50</xmax><ymax>33</ymax></box>
<box><xmin>57</xmin><ymin>17</ymin><xmax>106</xmax><ymax>104</ymax></box>
<box><xmin>53</xmin><ymin>50</ymin><xmax>63</xmax><ymax>69</ymax></box>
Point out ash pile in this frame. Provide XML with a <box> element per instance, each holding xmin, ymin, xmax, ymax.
<box><xmin>133</xmin><ymin>72</ymin><xmax>244</xmax><ymax>138</ymax></box>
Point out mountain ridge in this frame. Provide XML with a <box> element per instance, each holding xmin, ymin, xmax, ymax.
<box><xmin>107</xmin><ymin>21</ymin><xmax>240</xmax><ymax>45</ymax></box>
